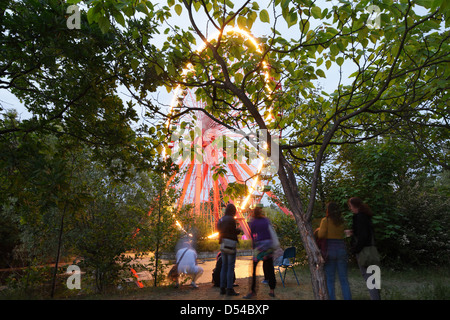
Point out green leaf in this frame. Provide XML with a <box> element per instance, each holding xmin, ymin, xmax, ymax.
<box><xmin>415</xmin><ymin>0</ymin><xmax>434</xmax><ymax>8</ymax></box>
<box><xmin>132</xmin><ymin>29</ymin><xmax>139</xmax><ymax>39</ymax></box>
<box><xmin>247</xmin><ymin>11</ymin><xmax>257</xmax><ymax>29</ymax></box>
<box><xmin>97</xmin><ymin>16</ymin><xmax>111</xmax><ymax>33</ymax></box>
<box><xmin>336</xmin><ymin>57</ymin><xmax>344</xmax><ymax>66</ymax></box>
<box><xmin>113</xmin><ymin>11</ymin><xmax>125</xmax><ymax>28</ymax></box>
<box><xmin>225</xmin><ymin>0</ymin><xmax>234</xmax><ymax>9</ymax></box>
<box><xmin>193</xmin><ymin>1</ymin><xmax>202</xmax><ymax>11</ymax></box>
<box><xmin>155</xmin><ymin>65</ymin><xmax>163</xmax><ymax>75</ymax></box>
<box><xmin>299</xmin><ymin>19</ymin><xmax>310</xmax><ymax>33</ymax></box>
<box><xmin>286</xmin><ymin>12</ymin><xmax>298</xmax><ymax>28</ymax></box>
<box><xmin>316</xmin><ymin>57</ymin><xmax>324</xmax><ymax>67</ymax></box>
<box><xmin>135</xmin><ymin>3</ymin><xmax>148</xmax><ymax>14</ymax></box>
<box><xmin>311</xmin><ymin>6</ymin><xmax>321</xmax><ymax>19</ymax></box>
<box><xmin>316</xmin><ymin>69</ymin><xmax>326</xmax><ymax>78</ymax></box>
<box><xmin>325</xmin><ymin>60</ymin><xmax>332</xmax><ymax>70</ymax></box>
<box><xmin>234</xmin><ymin>72</ymin><xmax>243</xmax><ymax>84</ymax></box>
<box><xmin>329</xmin><ymin>44</ymin><xmax>339</xmax><ymax>56</ymax></box>
<box><xmin>174</xmin><ymin>4</ymin><xmax>182</xmax><ymax>16</ymax></box>
<box><xmin>237</xmin><ymin>15</ymin><xmax>247</xmax><ymax>28</ymax></box>
<box><xmin>260</xmin><ymin>9</ymin><xmax>270</xmax><ymax>23</ymax></box>
<box><xmin>130</xmin><ymin>59</ymin><xmax>139</xmax><ymax>70</ymax></box>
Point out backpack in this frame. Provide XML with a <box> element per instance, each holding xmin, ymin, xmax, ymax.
<box><xmin>211</xmin><ymin>252</ymin><xmax>236</xmax><ymax>286</ymax></box>
<box><xmin>168</xmin><ymin>248</ymin><xmax>188</xmax><ymax>282</ymax></box>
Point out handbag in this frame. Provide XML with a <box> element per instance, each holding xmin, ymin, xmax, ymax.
<box><xmin>269</xmin><ymin>223</ymin><xmax>280</xmax><ymax>250</ymax></box>
<box><xmin>357</xmin><ymin>246</ymin><xmax>380</xmax><ymax>268</ymax></box>
<box><xmin>168</xmin><ymin>248</ymin><xmax>188</xmax><ymax>281</ymax></box>
<box><xmin>220</xmin><ymin>238</ymin><xmax>237</xmax><ymax>254</ymax></box>
<box><xmin>316</xmin><ymin>218</ymin><xmax>328</xmax><ymax>260</ymax></box>
<box><xmin>317</xmin><ymin>238</ymin><xmax>328</xmax><ymax>260</ymax></box>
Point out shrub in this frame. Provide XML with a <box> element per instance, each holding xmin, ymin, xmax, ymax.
<box><xmin>196</xmin><ymin>240</ymin><xmax>220</xmax><ymax>252</ymax></box>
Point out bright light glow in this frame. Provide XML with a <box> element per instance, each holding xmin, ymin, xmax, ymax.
<box><xmin>207</xmin><ymin>232</ymin><xmax>219</xmax><ymax>239</ymax></box>
<box><xmin>167</xmin><ymin>26</ymin><xmax>274</xmax><ymax>119</ymax></box>
<box><xmin>175</xmin><ymin>220</ymin><xmax>187</xmax><ymax>233</ymax></box>
<box><xmin>240</xmin><ymin>159</ymin><xmax>265</xmax><ymax>210</ymax></box>
<box><xmin>195</xmin><ymin>26</ymin><xmax>261</xmax><ymax>53</ymax></box>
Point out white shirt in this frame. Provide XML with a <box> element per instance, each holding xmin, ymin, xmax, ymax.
<box><xmin>176</xmin><ymin>248</ymin><xmax>198</xmax><ymax>273</ymax></box>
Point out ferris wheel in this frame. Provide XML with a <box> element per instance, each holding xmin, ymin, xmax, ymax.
<box><xmin>167</xmin><ymin>110</ymin><xmax>269</xmax><ymax>238</ymax></box>
<box><xmin>164</xmin><ymin>27</ymin><xmax>289</xmax><ymax>239</ymax></box>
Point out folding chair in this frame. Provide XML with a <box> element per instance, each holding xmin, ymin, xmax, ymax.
<box><xmin>274</xmin><ymin>247</ymin><xmax>300</xmax><ymax>288</ymax></box>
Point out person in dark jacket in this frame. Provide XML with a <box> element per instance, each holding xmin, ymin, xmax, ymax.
<box><xmin>348</xmin><ymin>197</ymin><xmax>381</xmax><ymax>300</ymax></box>
<box><xmin>217</xmin><ymin>203</ymin><xmax>241</xmax><ymax>296</ymax></box>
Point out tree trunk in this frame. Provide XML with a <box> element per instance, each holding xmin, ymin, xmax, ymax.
<box><xmin>50</xmin><ymin>202</ymin><xmax>67</xmax><ymax>298</ymax></box>
<box><xmin>294</xmin><ymin>212</ymin><xmax>328</xmax><ymax>300</ymax></box>
<box><xmin>154</xmin><ymin>175</ymin><xmax>164</xmax><ymax>287</ymax></box>
<box><xmin>277</xmin><ymin>154</ymin><xmax>328</xmax><ymax>300</ymax></box>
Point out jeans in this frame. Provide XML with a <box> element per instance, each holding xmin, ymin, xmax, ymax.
<box><xmin>324</xmin><ymin>239</ymin><xmax>352</xmax><ymax>300</ymax></box>
<box><xmin>220</xmin><ymin>252</ymin><xmax>236</xmax><ymax>289</ymax></box>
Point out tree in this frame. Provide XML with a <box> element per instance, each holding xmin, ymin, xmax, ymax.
<box><xmin>0</xmin><ymin>0</ymin><xmax>163</xmax><ymax>173</ymax></box>
<box><xmin>76</xmin><ymin>0</ymin><xmax>449</xmax><ymax>299</ymax></box>
<box><xmin>1</xmin><ymin>0</ymin><xmax>181</xmax><ymax>296</ymax></box>
<box><xmin>0</xmin><ymin>115</ymin><xmax>177</xmax><ymax>293</ymax></box>
<box><xmin>67</xmin><ymin>158</ymin><xmax>173</xmax><ymax>293</ymax></box>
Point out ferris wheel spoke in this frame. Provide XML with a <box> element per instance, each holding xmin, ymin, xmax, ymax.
<box><xmin>177</xmin><ymin>160</ymin><xmax>195</xmax><ymax>212</ymax></box>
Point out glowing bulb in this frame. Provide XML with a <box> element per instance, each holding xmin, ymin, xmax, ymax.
<box><xmin>207</xmin><ymin>232</ymin><xmax>219</xmax><ymax>239</ymax></box>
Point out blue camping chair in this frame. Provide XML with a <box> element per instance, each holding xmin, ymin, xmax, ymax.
<box><xmin>274</xmin><ymin>247</ymin><xmax>300</xmax><ymax>288</ymax></box>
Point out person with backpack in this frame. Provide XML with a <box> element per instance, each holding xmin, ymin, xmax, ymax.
<box><xmin>348</xmin><ymin>197</ymin><xmax>381</xmax><ymax>300</ymax></box>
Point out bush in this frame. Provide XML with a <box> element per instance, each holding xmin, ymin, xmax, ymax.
<box><xmin>270</xmin><ymin>212</ymin><xmax>307</xmax><ymax>263</ymax></box>
<box><xmin>196</xmin><ymin>240</ymin><xmax>220</xmax><ymax>252</ymax></box>
<box><xmin>195</xmin><ymin>239</ymin><xmax>252</xmax><ymax>252</ymax></box>
<box><xmin>392</xmin><ymin>178</ymin><xmax>450</xmax><ymax>266</ymax></box>
<box><xmin>319</xmin><ymin>139</ymin><xmax>450</xmax><ymax>268</ymax></box>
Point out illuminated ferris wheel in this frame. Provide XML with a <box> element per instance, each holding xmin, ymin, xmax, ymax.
<box><xmin>163</xmin><ymin>27</ymin><xmax>289</xmax><ymax>239</ymax></box>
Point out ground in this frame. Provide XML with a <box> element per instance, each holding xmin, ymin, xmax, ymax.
<box><xmin>1</xmin><ymin>255</ymin><xmax>449</xmax><ymax>300</ymax></box>
<box><xmin>93</xmin><ymin>256</ymin><xmax>450</xmax><ymax>300</ymax></box>
<box><xmin>102</xmin><ymin>255</ymin><xmax>314</xmax><ymax>300</ymax></box>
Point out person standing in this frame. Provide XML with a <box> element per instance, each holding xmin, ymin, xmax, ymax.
<box><xmin>348</xmin><ymin>197</ymin><xmax>381</xmax><ymax>300</ymax></box>
<box><xmin>217</xmin><ymin>203</ymin><xmax>241</xmax><ymax>296</ymax></box>
<box><xmin>243</xmin><ymin>206</ymin><xmax>276</xmax><ymax>299</ymax></box>
<box><xmin>317</xmin><ymin>202</ymin><xmax>352</xmax><ymax>300</ymax></box>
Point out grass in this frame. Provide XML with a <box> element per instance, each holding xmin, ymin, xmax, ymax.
<box><xmin>1</xmin><ymin>263</ymin><xmax>449</xmax><ymax>300</ymax></box>
<box><xmin>344</xmin><ymin>265</ymin><xmax>450</xmax><ymax>300</ymax></box>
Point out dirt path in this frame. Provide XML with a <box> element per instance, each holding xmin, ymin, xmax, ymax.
<box><xmin>131</xmin><ymin>255</ymin><xmax>265</xmax><ymax>284</ymax></box>
<box><xmin>143</xmin><ymin>276</ymin><xmax>312</xmax><ymax>300</ymax></box>
<box><xmin>125</xmin><ymin>256</ymin><xmax>313</xmax><ymax>300</ymax></box>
